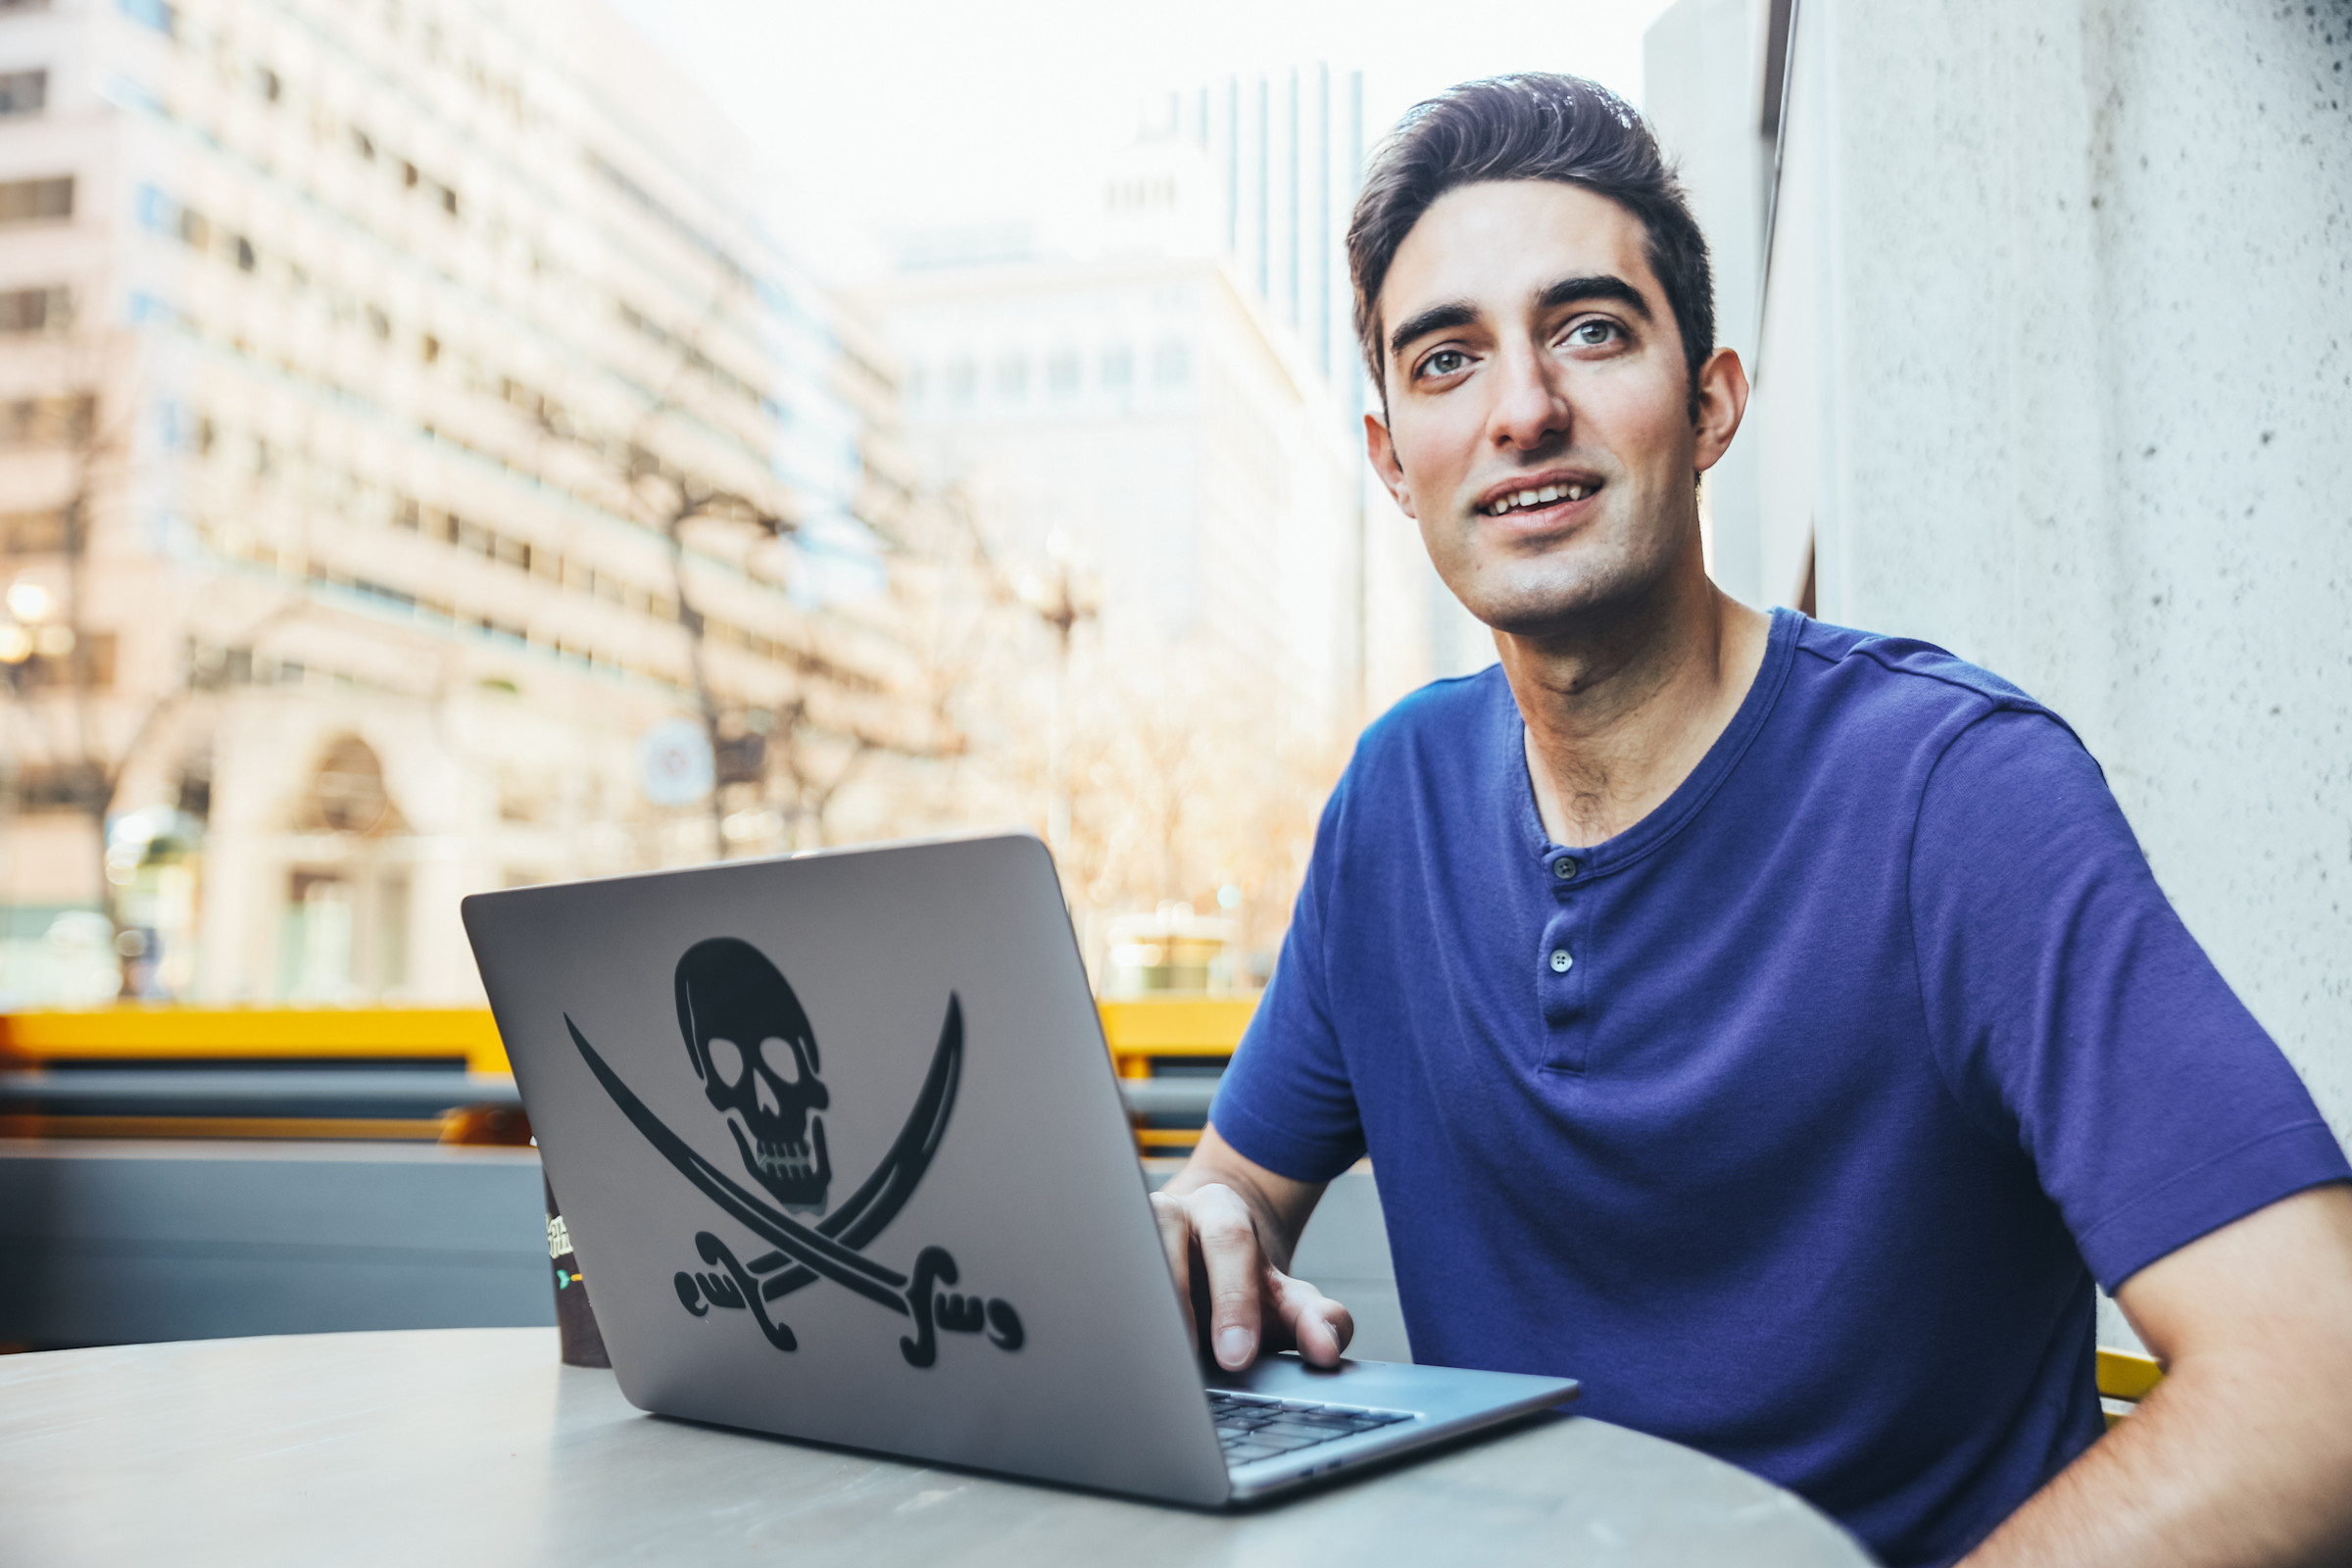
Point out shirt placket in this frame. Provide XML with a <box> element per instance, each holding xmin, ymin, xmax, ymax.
<box><xmin>1538</xmin><ymin>849</ymin><xmax>1592</xmax><ymax>1073</ymax></box>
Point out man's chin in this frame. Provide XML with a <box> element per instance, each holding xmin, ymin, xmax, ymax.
<box><xmin>1441</xmin><ymin>535</ymin><xmax>1688</xmax><ymax>641</ymax></box>
<box><xmin>1450</xmin><ymin>571</ymin><xmax>1638</xmax><ymax>640</ymax></box>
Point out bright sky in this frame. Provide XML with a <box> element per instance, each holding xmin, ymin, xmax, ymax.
<box><xmin>605</xmin><ymin>0</ymin><xmax>1676</xmax><ymax>280</ymax></box>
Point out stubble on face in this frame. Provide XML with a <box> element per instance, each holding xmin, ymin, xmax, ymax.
<box><xmin>1370</xmin><ymin>180</ymin><xmax>1702</xmax><ymax>643</ymax></box>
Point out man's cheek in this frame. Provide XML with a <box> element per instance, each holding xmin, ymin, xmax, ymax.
<box><xmin>1395</xmin><ymin>413</ymin><xmax>1471</xmax><ymax>496</ymax></box>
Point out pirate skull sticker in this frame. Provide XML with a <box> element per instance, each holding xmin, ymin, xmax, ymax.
<box><xmin>564</xmin><ymin>937</ymin><xmax>1023</xmax><ymax>1367</ymax></box>
<box><xmin>676</xmin><ymin>939</ymin><xmax>833</xmax><ymax>1211</ymax></box>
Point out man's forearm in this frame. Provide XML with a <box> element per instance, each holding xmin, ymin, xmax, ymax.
<box><xmin>1963</xmin><ymin>1187</ymin><xmax>2352</xmax><ymax>1567</ymax></box>
<box><xmin>1961</xmin><ymin>1357</ymin><xmax>2352</xmax><ymax>1566</ymax></box>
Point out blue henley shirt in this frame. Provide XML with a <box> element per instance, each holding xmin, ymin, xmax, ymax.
<box><xmin>1210</xmin><ymin>609</ymin><xmax>2349</xmax><ymax>1567</ymax></box>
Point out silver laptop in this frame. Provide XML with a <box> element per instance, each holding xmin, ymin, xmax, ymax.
<box><xmin>461</xmin><ymin>830</ymin><xmax>1578</xmax><ymax>1505</ymax></box>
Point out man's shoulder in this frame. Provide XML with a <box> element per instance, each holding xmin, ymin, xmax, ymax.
<box><xmin>1794</xmin><ymin>615</ymin><xmax>2036</xmax><ymax>705</ymax></box>
<box><xmin>1314</xmin><ymin>665</ymin><xmax>1515</xmax><ymax>834</ymax></box>
<box><xmin>1789</xmin><ymin>615</ymin><xmax>2072</xmax><ymax>748</ymax></box>
<box><xmin>1354</xmin><ymin>662</ymin><xmax>1513</xmax><ymax>761</ymax></box>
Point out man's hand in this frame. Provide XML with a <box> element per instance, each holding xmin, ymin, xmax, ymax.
<box><xmin>1151</xmin><ymin>1124</ymin><xmax>1353</xmax><ymax>1371</ymax></box>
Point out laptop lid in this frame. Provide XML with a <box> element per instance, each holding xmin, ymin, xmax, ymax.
<box><xmin>463</xmin><ymin>832</ymin><xmax>1233</xmax><ymax>1505</ymax></box>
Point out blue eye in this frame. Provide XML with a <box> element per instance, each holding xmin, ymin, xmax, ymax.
<box><xmin>1568</xmin><ymin>320</ymin><xmax>1618</xmax><ymax>347</ymax></box>
<box><xmin>1422</xmin><ymin>349</ymin><xmax>1469</xmax><ymax>377</ymax></box>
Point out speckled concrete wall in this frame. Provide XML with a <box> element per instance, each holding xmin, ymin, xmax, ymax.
<box><xmin>1764</xmin><ymin>0</ymin><xmax>2352</xmax><ymax>1140</ymax></box>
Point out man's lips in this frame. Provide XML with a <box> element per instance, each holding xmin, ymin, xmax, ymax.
<box><xmin>1472</xmin><ymin>472</ymin><xmax>1605</xmax><ymax>527</ymax></box>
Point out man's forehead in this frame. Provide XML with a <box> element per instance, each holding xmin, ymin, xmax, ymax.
<box><xmin>1382</xmin><ymin>179</ymin><xmax>1657</xmax><ymax>331</ymax></box>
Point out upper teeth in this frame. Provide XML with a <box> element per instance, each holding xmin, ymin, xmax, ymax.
<box><xmin>1489</xmin><ymin>483</ymin><xmax>1587</xmax><ymax>516</ymax></box>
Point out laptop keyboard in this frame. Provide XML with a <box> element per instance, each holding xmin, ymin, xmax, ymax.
<box><xmin>1207</xmin><ymin>1389</ymin><xmax>1415</xmax><ymax>1467</ymax></box>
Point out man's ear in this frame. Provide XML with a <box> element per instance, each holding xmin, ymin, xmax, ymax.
<box><xmin>1365</xmin><ymin>411</ymin><xmax>1417</xmax><ymax>520</ymax></box>
<box><xmin>1692</xmin><ymin>346</ymin><xmax>1749</xmax><ymax>475</ymax></box>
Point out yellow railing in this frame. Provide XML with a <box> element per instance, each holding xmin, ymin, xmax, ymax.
<box><xmin>0</xmin><ymin>1007</ymin><xmax>513</xmax><ymax>1073</ymax></box>
<box><xmin>0</xmin><ymin>999</ymin><xmax>1256</xmax><ymax>1071</ymax></box>
<box><xmin>0</xmin><ymin>997</ymin><xmax>1257</xmax><ymax>1152</ymax></box>
<box><xmin>1099</xmin><ymin>996</ymin><xmax>1253</xmax><ymax>1154</ymax></box>
<box><xmin>1096</xmin><ymin>997</ymin><xmax>1254</xmax><ymax>1075</ymax></box>
<box><xmin>2096</xmin><ymin>1346</ymin><xmax>2164</xmax><ymax>1429</ymax></box>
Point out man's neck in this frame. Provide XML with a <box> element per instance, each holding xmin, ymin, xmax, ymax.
<box><xmin>1496</xmin><ymin>566</ymin><xmax>1772</xmax><ymax>849</ymax></box>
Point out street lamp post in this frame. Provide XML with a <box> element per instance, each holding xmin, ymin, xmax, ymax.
<box><xmin>1016</xmin><ymin>537</ymin><xmax>1097</xmax><ymax>865</ymax></box>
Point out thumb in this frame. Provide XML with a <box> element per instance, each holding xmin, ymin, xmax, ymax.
<box><xmin>1270</xmin><ymin>1266</ymin><xmax>1353</xmax><ymax>1367</ymax></box>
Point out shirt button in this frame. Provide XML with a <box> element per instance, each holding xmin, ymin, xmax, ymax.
<box><xmin>1553</xmin><ymin>858</ymin><xmax>1578</xmax><ymax>881</ymax></box>
<box><xmin>1549</xmin><ymin>948</ymin><xmax>1573</xmax><ymax>973</ymax></box>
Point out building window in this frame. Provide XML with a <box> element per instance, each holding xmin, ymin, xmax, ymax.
<box><xmin>1048</xmin><ymin>350</ymin><xmax>1081</xmax><ymax>396</ymax></box>
<box><xmin>116</xmin><ymin>0</ymin><xmax>174</xmax><ymax>36</ymax></box>
<box><xmin>944</xmin><ymin>356</ymin><xmax>976</xmax><ymax>409</ymax></box>
<box><xmin>0</xmin><ymin>175</ymin><xmax>72</xmax><ymax>224</ymax></box>
<box><xmin>0</xmin><ymin>508</ymin><xmax>68</xmax><ymax>552</ymax></box>
<box><xmin>995</xmin><ymin>352</ymin><xmax>1028</xmax><ymax>401</ymax></box>
<box><xmin>12</xmin><ymin>762</ymin><xmax>111</xmax><ymax>811</ymax></box>
<box><xmin>0</xmin><ymin>70</ymin><xmax>46</xmax><ymax>117</ymax></box>
<box><xmin>1100</xmin><ymin>344</ymin><xmax>1133</xmax><ymax>391</ymax></box>
<box><xmin>2</xmin><ymin>634</ymin><xmax>117</xmax><ymax>694</ymax></box>
<box><xmin>1153</xmin><ymin>340</ymin><xmax>1191</xmax><ymax>388</ymax></box>
<box><xmin>0</xmin><ymin>393</ymin><xmax>92</xmax><ymax>443</ymax></box>
<box><xmin>0</xmin><ymin>285</ymin><xmax>68</xmax><ymax>332</ymax></box>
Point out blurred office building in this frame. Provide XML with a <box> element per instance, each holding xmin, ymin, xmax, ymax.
<box><xmin>1155</xmin><ymin>67</ymin><xmax>1492</xmax><ymax>704</ymax></box>
<box><xmin>0</xmin><ymin>0</ymin><xmax>915</xmax><ymax>1004</ymax></box>
<box><xmin>1169</xmin><ymin>67</ymin><xmax>1365</xmax><ymax>423</ymax></box>
<box><xmin>870</xmin><ymin>229</ymin><xmax>1361</xmax><ymax>975</ymax></box>
<box><xmin>874</xmin><ymin>241</ymin><xmax>1358</xmax><ymax>730</ymax></box>
<box><xmin>871</xmin><ymin>64</ymin><xmax>1480</xmax><ymax>761</ymax></box>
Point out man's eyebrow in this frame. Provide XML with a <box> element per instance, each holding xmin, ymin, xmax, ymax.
<box><xmin>1387</xmin><ymin>275</ymin><xmax>1655</xmax><ymax>365</ymax></box>
<box><xmin>1388</xmin><ymin>302</ymin><xmax>1479</xmax><ymax>364</ymax></box>
<box><xmin>1537</xmin><ymin>273</ymin><xmax>1652</xmax><ymax>318</ymax></box>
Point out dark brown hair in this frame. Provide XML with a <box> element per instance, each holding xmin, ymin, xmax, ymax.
<box><xmin>1348</xmin><ymin>74</ymin><xmax>1715</xmax><ymax>413</ymax></box>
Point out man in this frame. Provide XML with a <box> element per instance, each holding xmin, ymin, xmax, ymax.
<box><xmin>1151</xmin><ymin>74</ymin><xmax>2352</xmax><ymax>1567</ymax></box>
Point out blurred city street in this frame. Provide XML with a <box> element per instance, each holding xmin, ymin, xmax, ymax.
<box><xmin>0</xmin><ymin>0</ymin><xmax>1669</xmax><ymax>1011</ymax></box>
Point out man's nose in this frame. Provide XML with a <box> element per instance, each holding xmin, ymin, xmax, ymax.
<box><xmin>1488</xmin><ymin>345</ymin><xmax>1570</xmax><ymax>451</ymax></box>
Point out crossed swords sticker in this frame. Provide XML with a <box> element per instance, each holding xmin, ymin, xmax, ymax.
<box><xmin>564</xmin><ymin>936</ymin><xmax>1023</xmax><ymax>1369</ymax></box>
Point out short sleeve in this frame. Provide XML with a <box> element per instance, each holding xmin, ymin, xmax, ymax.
<box><xmin>1207</xmin><ymin>783</ymin><xmax>1368</xmax><ymax>1184</ymax></box>
<box><xmin>1909</xmin><ymin>707</ymin><xmax>2349</xmax><ymax>1291</ymax></box>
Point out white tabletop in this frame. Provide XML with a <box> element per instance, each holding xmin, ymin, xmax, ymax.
<box><xmin>0</xmin><ymin>1328</ymin><xmax>1870</xmax><ymax>1567</ymax></box>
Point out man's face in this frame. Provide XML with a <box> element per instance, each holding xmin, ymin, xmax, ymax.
<box><xmin>1367</xmin><ymin>179</ymin><xmax>1732</xmax><ymax>638</ymax></box>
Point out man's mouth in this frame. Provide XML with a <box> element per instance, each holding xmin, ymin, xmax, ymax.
<box><xmin>1483</xmin><ymin>479</ymin><xmax>1600</xmax><ymax>518</ymax></box>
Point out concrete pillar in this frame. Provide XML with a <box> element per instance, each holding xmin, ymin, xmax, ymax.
<box><xmin>194</xmin><ymin>700</ymin><xmax>288</xmax><ymax>1003</ymax></box>
<box><xmin>1643</xmin><ymin>0</ymin><xmax>1775</xmax><ymax>607</ymax></box>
